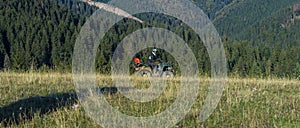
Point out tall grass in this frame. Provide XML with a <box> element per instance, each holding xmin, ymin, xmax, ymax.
<box><xmin>0</xmin><ymin>71</ymin><xmax>299</xmax><ymax>127</ymax></box>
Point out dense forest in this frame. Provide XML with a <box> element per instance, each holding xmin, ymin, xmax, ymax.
<box><xmin>0</xmin><ymin>0</ymin><xmax>300</xmax><ymax>79</ymax></box>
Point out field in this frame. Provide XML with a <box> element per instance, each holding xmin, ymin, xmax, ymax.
<box><xmin>0</xmin><ymin>72</ymin><xmax>299</xmax><ymax>127</ymax></box>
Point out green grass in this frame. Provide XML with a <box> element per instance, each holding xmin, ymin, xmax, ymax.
<box><xmin>0</xmin><ymin>72</ymin><xmax>299</xmax><ymax>127</ymax></box>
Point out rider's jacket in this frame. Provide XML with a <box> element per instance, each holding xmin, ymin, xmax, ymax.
<box><xmin>147</xmin><ymin>53</ymin><xmax>161</xmax><ymax>65</ymax></box>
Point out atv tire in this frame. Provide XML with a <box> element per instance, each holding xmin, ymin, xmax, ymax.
<box><xmin>136</xmin><ymin>69</ymin><xmax>152</xmax><ymax>77</ymax></box>
<box><xmin>162</xmin><ymin>71</ymin><xmax>174</xmax><ymax>78</ymax></box>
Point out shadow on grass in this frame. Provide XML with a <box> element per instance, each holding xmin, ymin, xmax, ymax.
<box><xmin>0</xmin><ymin>87</ymin><xmax>119</xmax><ymax>127</ymax></box>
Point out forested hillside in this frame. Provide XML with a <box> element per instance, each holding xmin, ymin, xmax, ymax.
<box><xmin>232</xmin><ymin>5</ymin><xmax>300</xmax><ymax>48</ymax></box>
<box><xmin>0</xmin><ymin>0</ymin><xmax>299</xmax><ymax>78</ymax></box>
<box><xmin>0</xmin><ymin>0</ymin><xmax>97</xmax><ymax>71</ymax></box>
<box><xmin>213</xmin><ymin>0</ymin><xmax>300</xmax><ymax>42</ymax></box>
<box><xmin>192</xmin><ymin>0</ymin><xmax>235</xmax><ymax>19</ymax></box>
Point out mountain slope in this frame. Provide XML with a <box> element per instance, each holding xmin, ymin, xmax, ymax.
<box><xmin>213</xmin><ymin>0</ymin><xmax>300</xmax><ymax>41</ymax></box>
<box><xmin>0</xmin><ymin>0</ymin><xmax>299</xmax><ymax>77</ymax></box>
<box><xmin>0</xmin><ymin>0</ymin><xmax>97</xmax><ymax>70</ymax></box>
<box><xmin>192</xmin><ymin>0</ymin><xmax>235</xmax><ymax>19</ymax></box>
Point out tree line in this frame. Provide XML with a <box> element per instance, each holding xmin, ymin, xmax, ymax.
<box><xmin>0</xmin><ymin>0</ymin><xmax>299</xmax><ymax>79</ymax></box>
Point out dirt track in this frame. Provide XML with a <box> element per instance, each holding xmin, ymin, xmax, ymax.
<box><xmin>81</xmin><ymin>0</ymin><xmax>143</xmax><ymax>23</ymax></box>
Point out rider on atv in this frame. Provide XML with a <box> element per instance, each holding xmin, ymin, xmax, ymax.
<box><xmin>133</xmin><ymin>48</ymin><xmax>174</xmax><ymax>77</ymax></box>
<box><xmin>147</xmin><ymin>48</ymin><xmax>162</xmax><ymax>72</ymax></box>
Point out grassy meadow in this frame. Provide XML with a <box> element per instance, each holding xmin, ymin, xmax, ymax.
<box><xmin>0</xmin><ymin>72</ymin><xmax>299</xmax><ymax>127</ymax></box>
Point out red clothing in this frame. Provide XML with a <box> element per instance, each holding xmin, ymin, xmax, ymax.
<box><xmin>133</xmin><ymin>57</ymin><xmax>140</xmax><ymax>64</ymax></box>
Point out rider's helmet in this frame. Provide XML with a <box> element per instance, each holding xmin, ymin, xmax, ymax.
<box><xmin>152</xmin><ymin>48</ymin><xmax>158</xmax><ymax>56</ymax></box>
<box><xmin>133</xmin><ymin>57</ymin><xmax>140</xmax><ymax>64</ymax></box>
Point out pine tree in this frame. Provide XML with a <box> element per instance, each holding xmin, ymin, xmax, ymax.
<box><xmin>11</xmin><ymin>41</ymin><xmax>26</xmax><ymax>70</ymax></box>
<box><xmin>293</xmin><ymin>62</ymin><xmax>300</xmax><ymax>79</ymax></box>
<box><xmin>4</xmin><ymin>53</ymin><xmax>11</xmax><ymax>71</ymax></box>
<box><xmin>249</xmin><ymin>60</ymin><xmax>262</xmax><ymax>78</ymax></box>
<box><xmin>0</xmin><ymin>37</ymin><xmax>5</xmax><ymax>69</ymax></box>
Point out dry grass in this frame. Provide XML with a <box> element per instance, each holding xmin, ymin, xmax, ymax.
<box><xmin>0</xmin><ymin>71</ymin><xmax>299</xmax><ymax>127</ymax></box>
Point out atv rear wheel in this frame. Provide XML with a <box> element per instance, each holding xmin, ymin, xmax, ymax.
<box><xmin>136</xmin><ymin>69</ymin><xmax>152</xmax><ymax>77</ymax></box>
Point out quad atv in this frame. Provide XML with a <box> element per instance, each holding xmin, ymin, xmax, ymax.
<box><xmin>134</xmin><ymin>61</ymin><xmax>174</xmax><ymax>78</ymax></box>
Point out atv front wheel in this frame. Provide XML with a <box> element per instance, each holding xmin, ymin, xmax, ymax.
<box><xmin>162</xmin><ymin>71</ymin><xmax>174</xmax><ymax>78</ymax></box>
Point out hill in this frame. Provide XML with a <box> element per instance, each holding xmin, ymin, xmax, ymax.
<box><xmin>213</xmin><ymin>0</ymin><xmax>300</xmax><ymax>45</ymax></box>
<box><xmin>0</xmin><ymin>0</ymin><xmax>299</xmax><ymax>78</ymax></box>
<box><xmin>0</xmin><ymin>0</ymin><xmax>97</xmax><ymax>70</ymax></box>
